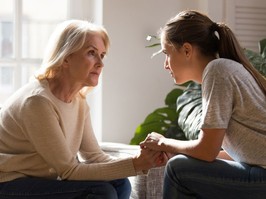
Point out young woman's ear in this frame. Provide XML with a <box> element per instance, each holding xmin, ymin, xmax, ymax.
<box><xmin>182</xmin><ymin>42</ymin><xmax>192</xmax><ymax>57</ymax></box>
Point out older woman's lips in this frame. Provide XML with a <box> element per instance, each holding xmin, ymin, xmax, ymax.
<box><xmin>90</xmin><ymin>72</ymin><xmax>100</xmax><ymax>76</ymax></box>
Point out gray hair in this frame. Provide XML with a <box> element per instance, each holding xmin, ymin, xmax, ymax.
<box><xmin>36</xmin><ymin>20</ymin><xmax>110</xmax><ymax>80</ymax></box>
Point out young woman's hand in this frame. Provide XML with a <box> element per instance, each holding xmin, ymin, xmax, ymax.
<box><xmin>140</xmin><ymin>132</ymin><xmax>175</xmax><ymax>159</ymax></box>
<box><xmin>140</xmin><ymin>132</ymin><xmax>167</xmax><ymax>151</ymax></box>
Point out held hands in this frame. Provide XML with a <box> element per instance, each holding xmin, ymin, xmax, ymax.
<box><xmin>140</xmin><ymin>132</ymin><xmax>175</xmax><ymax>161</ymax></box>
<box><xmin>133</xmin><ymin>132</ymin><xmax>174</xmax><ymax>173</ymax></box>
<box><xmin>140</xmin><ymin>132</ymin><xmax>166</xmax><ymax>150</ymax></box>
<box><xmin>132</xmin><ymin>148</ymin><xmax>168</xmax><ymax>173</ymax></box>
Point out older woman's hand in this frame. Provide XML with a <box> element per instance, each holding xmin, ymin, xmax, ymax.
<box><xmin>132</xmin><ymin>147</ymin><xmax>168</xmax><ymax>173</ymax></box>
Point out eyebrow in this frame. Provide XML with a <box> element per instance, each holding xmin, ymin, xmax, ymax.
<box><xmin>85</xmin><ymin>45</ymin><xmax>97</xmax><ymax>50</ymax></box>
<box><xmin>86</xmin><ymin>45</ymin><xmax>106</xmax><ymax>54</ymax></box>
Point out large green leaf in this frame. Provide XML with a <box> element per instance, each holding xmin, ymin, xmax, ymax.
<box><xmin>176</xmin><ymin>82</ymin><xmax>202</xmax><ymax>140</ymax></box>
<box><xmin>165</xmin><ymin>88</ymin><xmax>184</xmax><ymax>109</ymax></box>
<box><xmin>130</xmin><ymin>107</ymin><xmax>178</xmax><ymax>145</ymax></box>
<box><xmin>165</xmin><ymin>120</ymin><xmax>187</xmax><ymax>140</ymax></box>
<box><xmin>244</xmin><ymin>49</ymin><xmax>266</xmax><ymax>77</ymax></box>
<box><xmin>181</xmin><ymin>101</ymin><xmax>202</xmax><ymax>140</ymax></box>
<box><xmin>259</xmin><ymin>38</ymin><xmax>266</xmax><ymax>58</ymax></box>
<box><xmin>130</xmin><ymin>88</ymin><xmax>184</xmax><ymax>145</ymax></box>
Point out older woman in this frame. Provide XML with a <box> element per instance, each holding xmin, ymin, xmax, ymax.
<box><xmin>0</xmin><ymin>20</ymin><xmax>166</xmax><ymax>199</ymax></box>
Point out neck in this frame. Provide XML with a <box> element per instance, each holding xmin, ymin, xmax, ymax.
<box><xmin>193</xmin><ymin>55</ymin><xmax>216</xmax><ymax>84</ymax></box>
<box><xmin>47</xmin><ymin>78</ymin><xmax>81</xmax><ymax>103</ymax></box>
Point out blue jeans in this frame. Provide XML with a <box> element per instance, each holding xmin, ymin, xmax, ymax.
<box><xmin>164</xmin><ymin>154</ymin><xmax>266</xmax><ymax>199</ymax></box>
<box><xmin>0</xmin><ymin>177</ymin><xmax>131</xmax><ymax>199</ymax></box>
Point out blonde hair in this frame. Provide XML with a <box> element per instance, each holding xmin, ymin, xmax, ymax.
<box><xmin>36</xmin><ymin>20</ymin><xmax>110</xmax><ymax>97</ymax></box>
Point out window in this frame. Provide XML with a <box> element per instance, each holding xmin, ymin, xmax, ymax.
<box><xmin>225</xmin><ymin>0</ymin><xmax>266</xmax><ymax>52</ymax></box>
<box><xmin>0</xmin><ymin>0</ymin><xmax>68</xmax><ymax>103</ymax></box>
<box><xmin>0</xmin><ymin>0</ymin><xmax>104</xmax><ymax>140</ymax></box>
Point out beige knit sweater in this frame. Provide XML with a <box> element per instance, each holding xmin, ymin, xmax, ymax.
<box><xmin>0</xmin><ymin>79</ymin><xmax>136</xmax><ymax>182</ymax></box>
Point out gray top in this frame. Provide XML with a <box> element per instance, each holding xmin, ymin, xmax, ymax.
<box><xmin>201</xmin><ymin>58</ymin><xmax>266</xmax><ymax>168</ymax></box>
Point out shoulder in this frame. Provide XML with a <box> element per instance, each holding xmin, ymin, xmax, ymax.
<box><xmin>202</xmin><ymin>58</ymin><xmax>249</xmax><ymax>85</ymax></box>
<box><xmin>204</xmin><ymin>58</ymin><xmax>242</xmax><ymax>77</ymax></box>
<box><xmin>2</xmin><ymin>80</ymin><xmax>45</xmax><ymax>109</ymax></box>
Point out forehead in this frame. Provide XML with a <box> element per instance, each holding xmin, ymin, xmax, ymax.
<box><xmin>161</xmin><ymin>39</ymin><xmax>172</xmax><ymax>51</ymax></box>
<box><xmin>160</xmin><ymin>33</ymin><xmax>169</xmax><ymax>48</ymax></box>
<box><xmin>84</xmin><ymin>34</ymin><xmax>106</xmax><ymax>51</ymax></box>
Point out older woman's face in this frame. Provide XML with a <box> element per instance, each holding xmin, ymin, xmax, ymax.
<box><xmin>64</xmin><ymin>34</ymin><xmax>106</xmax><ymax>87</ymax></box>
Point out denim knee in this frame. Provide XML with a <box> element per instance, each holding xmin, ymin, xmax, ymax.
<box><xmin>110</xmin><ymin>178</ymin><xmax>131</xmax><ymax>199</ymax></box>
<box><xmin>166</xmin><ymin>154</ymin><xmax>191</xmax><ymax>175</ymax></box>
<box><xmin>86</xmin><ymin>182</ymin><xmax>118</xmax><ymax>199</ymax></box>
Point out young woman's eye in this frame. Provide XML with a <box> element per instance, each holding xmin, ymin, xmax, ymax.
<box><xmin>163</xmin><ymin>51</ymin><xmax>170</xmax><ymax>57</ymax></box>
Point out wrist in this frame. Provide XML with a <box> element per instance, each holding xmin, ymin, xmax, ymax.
<box><xmin>161</xmin><ymin>138</ymin><xmax>177</xmax><ymax>154</ymax></box>
<box><xmin>132</xmin><ymin>155</ymin><xmax>142</xmax><ymax>172</ymax></box>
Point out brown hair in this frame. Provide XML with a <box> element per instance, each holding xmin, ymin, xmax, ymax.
<box><xmin>161</xmin><ymin>10</ymin><xmax>266</xmax><ymax>94</ymax></box>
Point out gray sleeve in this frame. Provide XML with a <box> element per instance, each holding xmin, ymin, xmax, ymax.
<box><xmin>201</xmin><ymin>62</ymin><xmax>234</xmax><ymax>129</ymax></box>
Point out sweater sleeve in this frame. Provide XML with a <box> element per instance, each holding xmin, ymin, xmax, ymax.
<box><xmin>20</xmin><ymin>96</ymin><xmax>137</xmax><ymax>181</ymax></box>
<box><xmin>78</xmin><ymin>106</ymin><xmax>115</xmax><ymax>163</ymax></box>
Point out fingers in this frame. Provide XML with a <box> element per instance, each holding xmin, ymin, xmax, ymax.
<box><xmin>140</xmin><ymin>134</ymin><xmax>162</xmax><ymax>151</ymax></box>
<box><xmin>154</xmin><ymin>152</ymin><xmax>169</xmax><ymax>167</ymax></box>
<box><xmin>140</xmin><ymin>141</ymin><xmax>156</xmax><ymax>151</ymax></box>
<box><xmin>143</xmin><ymin>149</ymin><xmax>168</xmax><ymax>168</ymax></box>
<box><xmin>138</xmin><ymin>132</ymin><xmax>169</xmax><ymax>170</ymax></box>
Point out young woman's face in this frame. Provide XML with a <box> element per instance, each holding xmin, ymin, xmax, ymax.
<box><xmin>64</xmin><ymin>34</ymin><xmax>106</xmax><ymax>87</ymax></box>
<box><xmin>161</xmin><ymin>38</ymin><xmax>191</xmax><ymax>84</ymax></box>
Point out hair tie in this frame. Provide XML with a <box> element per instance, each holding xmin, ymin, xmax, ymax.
<box><xmin>210</xmin><ymin>22</ymin><xmax>219</xmax><ymax>32</ymax></box>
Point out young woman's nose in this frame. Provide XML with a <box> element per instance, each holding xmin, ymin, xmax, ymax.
<box><xmin>164</xmin><ymin>58</ymin><xmax>169</xmax><ymax>70</ymax></box>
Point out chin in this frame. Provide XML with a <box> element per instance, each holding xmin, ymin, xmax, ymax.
<box><xmin>173</xmin><ymin>78</ymin><xmax>182</xmax><ymax>85</ymax></box>
<box><xmin>90</xmin><ymin>83</ymin><xmax>98</xmax><ymax>87</ymax></box>
<box><xmin>174</xmin><ymin>78</ymin><xmax>188</xmax><ymax>85</ymax></box>
<box><xmin>87</xmin><ymin>79</ymin><xmax>99</xmax><ymax>87</ymax></box>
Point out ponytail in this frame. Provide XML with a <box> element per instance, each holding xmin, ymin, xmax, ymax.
<box><xmin>216</xmin><ymin>23</ymin><xmax>266</xmax><ymax>95</ymax></box>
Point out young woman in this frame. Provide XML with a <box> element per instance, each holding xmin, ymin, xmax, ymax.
<box><xmin>140</xmin><ymin>10</ymin><xmax>266</xmax><ymax>199</ymax></box>
<box><xmin>0</xmin><ymin>20</ymin><xmax>166</xmax><ymax>199</ymax></box>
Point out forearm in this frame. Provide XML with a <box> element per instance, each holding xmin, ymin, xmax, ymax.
<box><xmin>142</xmin><ymin>131</ymin><xmax>224</xmax><ymax>162</ymax></box>
<box><xmin>161</xmin><ymin>138</ymin><xmax>216</xmax><ymax>161</ymax></box>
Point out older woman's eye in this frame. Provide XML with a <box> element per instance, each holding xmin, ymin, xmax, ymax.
<box><xmin>100</xmin><ymin>53</ymin><xmax>106</xmax><ymax>60</ymax></box>
<box><xmin>88</xmin><ymin>50</ymin><xmax>96</xmax><ymax>56</ymax></box>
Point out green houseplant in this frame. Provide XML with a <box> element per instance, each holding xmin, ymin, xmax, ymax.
<box><xmin>130</xmin><ymin>38</ymin><xmax>266</xmax><ymax>145</ymax></box>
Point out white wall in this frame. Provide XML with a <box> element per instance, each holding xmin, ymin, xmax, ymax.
<box><xmin>100</xmin><ymin>0</ymin><xmax>210</xmax><ymax>144</ymax></box>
